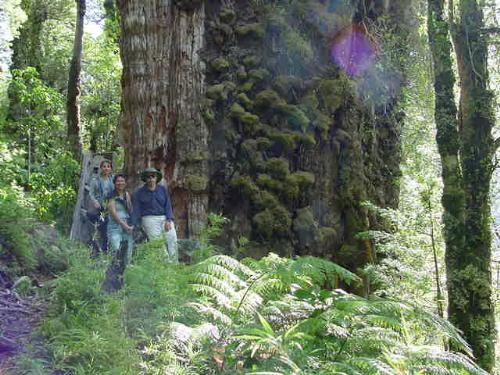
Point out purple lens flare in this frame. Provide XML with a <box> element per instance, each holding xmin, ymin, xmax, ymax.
<box><xmin>330</xmin><ymin>25</ymin><xmax>377</xmax><ymax>76</ymax></box>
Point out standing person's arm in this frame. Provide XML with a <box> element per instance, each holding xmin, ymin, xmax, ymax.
<box><xmin>109</xmin><ymin>198</ymin><xmax>133</xmax><ymax>232</ymax></box>
<box><xmin>88</xmin><ymin>178</ymin><xmax>101</xmax><ymax>209</ymax></box>
<box><xmin>163</xmin><ymin>186</ymin><xmax>174</xmax><ymax>231</ymax></box>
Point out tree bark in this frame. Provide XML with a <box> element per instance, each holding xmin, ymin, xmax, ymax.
<box><xmin>66</xmin><ymin>0</ymin><xmax>86</xmax><ymax>159</ymax></box>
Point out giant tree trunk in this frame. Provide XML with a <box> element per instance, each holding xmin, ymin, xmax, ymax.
<box><xmin>118</xmin><ymin>1</ymin><xmax>409</xmax><ymax>274</ymax></box>
<box><xmin>450</xmin><ymin>0</ymin><xmax>496</xmax><ymax>370</ymax></box>
<box><xmin>118</xmin><ymin>0</ymin><xmax>208</xmax><ymax>238</ymax></box>
<box><xmin>67</xmin><ymin>0</ymin><xmax>86</xmax><ymax>159</ymax></box>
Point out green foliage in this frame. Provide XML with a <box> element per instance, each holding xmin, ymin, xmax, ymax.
<box><xmin>81</xmin><ymin>34</ymin><xmax>122</xmax><ymax>153</ymax></box>
<box><xmin>236</xmin><ymin>23</ymin><xmax>265</xmax><ymax>38</ymax></box>
<box><xmin>0</xmin><ymin>184</ymin><xmax>36</xmax><ymax>271</ymax></box>
<box><xmin>29</xmin><ymin>152</ymin><xmax>79</xmax><ymax>232</ymax></box>
<box><xmin>162</xmin><ymin>254</ymin><xmax>485</xmax><ymax>374</ymax></box>
<box><xmin>211</xmin><ymin>57</ymin><xmax>230</xmax><ymax>72</ymax></box>
<box><xmin>33</xmin><ymin>225</ymin><xmax>486</xmax><ymax>375</ymax></box>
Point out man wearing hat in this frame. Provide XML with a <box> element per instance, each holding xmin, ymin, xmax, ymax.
<box><xmin>132</xmin><ymin>167</ymin><xmax>178</xmax><ymax>262</ymax></box>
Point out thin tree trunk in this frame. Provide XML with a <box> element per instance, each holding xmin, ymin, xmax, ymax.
<box><xmin>428</xmin><ymin>0</ymin><xmax>496</xmax><ymax>370</ymax></box>
<box><xmin>67</xmin><ymin>0</ymin><xmax>86</xmax><ymax>159</ymax></box>
<box><xmin>450</xmin><ymin>0</ymin><xmax>496</xmax><ymax>370</ymax></box>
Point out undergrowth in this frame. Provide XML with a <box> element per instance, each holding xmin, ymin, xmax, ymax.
<box><xmin>29</xmin><ymin>234</ymin><xmax>487</xmax><ymax>374</ymax></box>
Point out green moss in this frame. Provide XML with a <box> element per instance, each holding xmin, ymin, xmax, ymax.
<box><xmin>241</xmin><ymin>112</ymin><xmax>259</xmax><ymax>126</ymax></box>
<box><xmin>241</xmin><ymin>140</ymin><xmax>265</xmax><ymax>169</ymax></box>
<box><xmin>300</xmin><ymin>93</ymin><xmax>319</xmax><ymax>111</ymax></box>
<box><xmin>211</xmin><ymin>57</ymin><xmax>230</xmax><ymax>72</ymax></box>
<box><xmin>256</xmin><ymin>137</ymin><xmax>272</xmax><ymax>150</ymax></box>
<box><xmin>230</xmin><ymin>103</ymin><xmax>246</xmax><ymax>118</ymax></box>
<box><xmin>242</xmin><ymin>55</ymin><xmax>261</xmax><ymax>67</ymax></box>
<box><xmin>219</xmin><ymin>7</ymin><xmax>236</xmax><ymax>24</ymax></box>
<box><xmin>318</xmin><ymin>226</ymin><xmax>337</xmax><ymax>248</ymax></box>
<box><xmin>202</xmin><ymin>107</ymin><xmax>215</xmax><ymax>124</ymax></box>
<box><xmin>317</xmin><ymin>78</ymin><xmax>351</xmax><ymax>113</ymax></box>
<box><xmin>282</xmin><ymin>28</ymin><xmax>313</xmax><ymax>63</ymax></box>
<box><xmin>267</xmin><ymin>130</ymin><xmax>296</xmax><ymax>153</ymax></box>
<box><xmin>240</xmin><ymin>80</ymin><xmax>255</xmax><ymax>92</ymax></box>
<box><xmin>288</xmin><ymin>171</ymin><xmax>315</xmax><ymax>187</ymax></box>
<box><xmin>253</xmin><ymin>209</ymin><xmax>274</xmax><ymax>238</ymax></box>
<box><xmin>237</xmin><ymin>93</ymin><xmax>252</xmax><ymax>109</ymax></box>
<box><xmin>184</xmin><ymin>150</ymin><xmax>209</xmax><ymax>162</ymax></box>
<box><xmin>276</xmin><ymin>103</ymin><xmax>310</xmax><ymax>131</ymax></box>
<box><xmin>273</xmin><ymin>75</ymin><xmax>304</xmax><ymax>96</ymax></box>
<box><xmin>315</xmin><ymin>113</ymin><xmax>332</xmax><ymax>134</ymax></box>
<box><xmin>207</xmin><ymin>84</ymin><xmax>227</xmax><ymax>101</ymax></box>
<box><xmin>230</xmin><ymin>175</ymin><xmax>260</xmax><ymax>201</ymax></box>
<box><xmin>283</xmin><ymin>180</ymin><xmax>299</xmax><ymax>200</ymax></box>
<box><xmin>236</xmin><ymin>67</ymin><xmax>248</xmax><ymax>80</ymax></box>
<box><xmin>257</xmin><ymin>173</ymin><xmax>283</xmax><ymax>190</ymax></box>
<box><xmin>248</xmin><ymin>68</ymin><xmax>270</xmax><ymax>82</ymax></box>
<box><xmin>295</xmin><ymin>133</ymin><xmax>316</xmax><ymax>148</ymax></box>
<box><xmin>266</xmin><ymin>157</ymin><xmax>289</xmax><ymax>179</ymax></box>
<box><xmin>254</xmin><ymin>89</ymin><xmax>285</xmax><ymax>110</ymax></box>
<box><xmin>185</xmin><ymin>175</ymin><xmax>208</xmax><ymax>192</ymax></box>
<box><xmin>259</xmin><ymin>190</ymin><xmax>280</xmax><ymax>208</ymax></box>
<box><xmin>231</xmin><ymin>102</ymin><xmax>260</xmax><ymax>133</ymax></box>
<box><xmin>293</xmin><ymin>207</ymin><xmax>315</xmax><ymax>232</ymax></box>
<box><xmin>236</xmin><ymin>23</ymin><xmax>265</xmax><ymax>38</ymax></box>
<box><xmin>253</xmin><ymin>204</ymin><xmax>292</xmax><ymax>239</ymax></box>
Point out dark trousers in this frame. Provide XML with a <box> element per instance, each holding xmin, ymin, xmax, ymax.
<box><xmin>98</xmin><ymin>217</ymin><xmax>109</xmax><ymax>252</ymax></box>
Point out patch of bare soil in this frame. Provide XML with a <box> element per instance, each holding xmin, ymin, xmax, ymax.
<box><xmin>0</xmin><ymin>280</ymin><xmax>45</xmax><ymax>374</ymax></box>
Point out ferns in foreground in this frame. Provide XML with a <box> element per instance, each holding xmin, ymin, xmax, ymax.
<box><xmin>159</xmin><ymin>253</ymin><xmax>487</xmax><ymax>374</ymax></box>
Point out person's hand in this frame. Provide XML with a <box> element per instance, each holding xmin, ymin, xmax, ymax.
<box><xmin>93</xmin><ymin>201</ymin><xmax>101</xmax><ymax>210</ymax></box>
<box><xmin>125</xmin><ymin>225</ymin><xmax>134</xmax><ymax>234</ymax></box>
<box><xmin>165</xmin><ymin>220</ymin><xmax>173</xmax><ymax>231</ymax></box>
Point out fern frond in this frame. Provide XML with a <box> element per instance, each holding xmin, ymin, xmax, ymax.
<box><xmin>233</xmin><ymin>289</ymin><xmax>263</xmax><ymax>315</ymax></box>
<box><xmin>292</xmin><ymin>256</ymin><xmax>361</xmax><ymax>286</ymax></box>
<box><xmin>407</xmin><ymin>348</ymin><xmax>488</xmax><ymax>375</ymax></box>
<box><xmin>193</xmin><ymin>273</ymin><xmax>237</xmax><ymax>298</ymax></box>
<box><xmin>325</xmin><ymin>362</ymin><xmax>366</xmax><ymax>375</ymax></box>
<box><xmin>186</xmin><ymin>302</ymin><xmax>232</xmax><ymax>325</ymax></box>
<box><xmin>346</xmin><ymin>357</ymin><xmax>398</xmax><ymax>375</ymax></box>
<box><xmin>195</xmin><ymin>263</ymin><xmax>247</xmax><ymax>288</ymax></box>
<box><xmin>198</xmin><ymin>254</ymin><xmax>255</xmax><ymax>277</ymax></box>
<box><xmin>190</xmin><ymin>284</ymin><xmax>231</xmax><ymax>308</ymax></box>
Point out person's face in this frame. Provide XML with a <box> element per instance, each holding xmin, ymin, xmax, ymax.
<box><xmin>115</xmin><ymin>176</ymin><xmax>126</xmax><ymax>191</ymax></box>
<box><xmin>101</xmin><ymin>162</ymin><xmax>112</xmax><ymax>176</ymax></box>
<box><xmin>145</xmin><ymin>174</ymin><xmax>157</xmax><ymax>187</ymax></box>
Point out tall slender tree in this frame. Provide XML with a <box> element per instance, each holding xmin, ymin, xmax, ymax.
<box><xmin>428</xmin><ymin>0</ymin><xmax>496</xmax><ymax>370</ymax></box>
<box><xmin>66</xmin><ymin>0</ymin><xmax>86</xmax><ymax>158</ymax></box>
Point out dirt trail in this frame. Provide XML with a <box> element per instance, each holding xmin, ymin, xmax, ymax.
<box><xmin>0</xmin><ymin>283</ymin><xmax>45</xmax><ymax>373</ymax></box>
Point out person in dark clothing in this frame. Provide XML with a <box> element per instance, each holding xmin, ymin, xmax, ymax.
<box><xmin>88</xmin><ymin>159</ymin><xmax>114</xmax><ymax>252</ymax></box>
<box><xmin>132</xmin><ymin>168</ymin><xmax>178</xmax><ymax>262</ymax></box>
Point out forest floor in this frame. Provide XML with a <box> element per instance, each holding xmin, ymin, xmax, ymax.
<box><xmin>0</xmin><ymin>273</ymin><xmax>46</xmax><ymax>374</ymax></box>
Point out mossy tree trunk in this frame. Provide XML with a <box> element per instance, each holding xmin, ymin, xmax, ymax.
<box><xmin>66</xmin><ymin>0</ymin><xmax>85</xmax><ymax>159</ymax></box>
<box><xmin>428</xmin><ymin>0</ymin><xmax>496</xmax><ymax>370</ymax></box>
<box><xmin>451</xmin><ymin>0</ymin><xmax>496</xmax><ymax>370</ymax></box>
<box><xmin>118</xmin><ymin>0</ymin><xmax>410</xmax><ymax>274</ymax></box>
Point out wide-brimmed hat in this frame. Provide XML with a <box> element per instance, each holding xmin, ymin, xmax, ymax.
<box><xmin>141</xmin><ymin>167</ymin><xmax>162</xmax><ymax>182</ymax></box>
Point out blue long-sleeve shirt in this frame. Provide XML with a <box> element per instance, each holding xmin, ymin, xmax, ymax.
<box><xmin>132</xmin><ymin>185</ymin><xmax>174</xmax><ymax>226</ymax></box>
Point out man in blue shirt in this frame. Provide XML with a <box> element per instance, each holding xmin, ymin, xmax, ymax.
<box><xmin>132</xmin><ymin>167</ymin><xmax>178</xmax><ymax>262</ymax></box>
